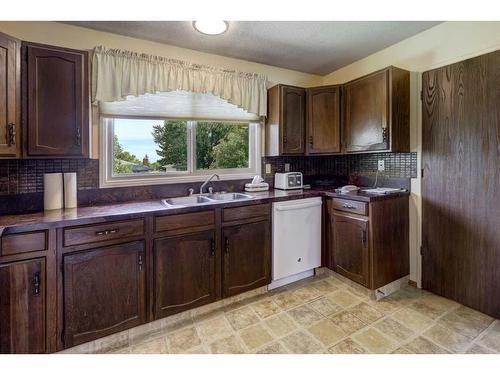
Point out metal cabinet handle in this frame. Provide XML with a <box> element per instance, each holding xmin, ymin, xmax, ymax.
<box><xmin>224</xmin><ymin>237</ymin><xmax>229</xmax><ymax>254</ymax></box>
<box><xmin>138</xmin><ymin>254</ymin><xmax>143</xmax><ymax>272</ymax></box>
<box><xmin>95</xmin><ymin>228</ymin><xmax>119</xmax><ymax>236</ymax></box>
<box><xmin>283</xmin><ymin>135</ymin><xmax>288</xmax><ymax>144</ymax></box>
<box><xmin>382</xmin><ymin>127</ymin><xmax>388</xmax><ymax>143</ymax></box>
<box><xmin>33</xmin><ymin>272</ymin><xmax>41</xmax><ymax>296</ymax></box>
<box><xmin>75</xmin><ymin>127</ymin><xmax>81</xmax><ymax>146</ymax></box>
<box><xmin>362</xmin><ymin>230</ymin><xmax>367</xmax><ymax>247</ymax></box>
<box><xmin>342</xmin><ymin>204</ymin><xmax>356</xmax><ymax>209</ymax></box>
<box><xmin>7</xmin><ymin>123</ymin><xmax>16</xmax><ymax>146</ymax></box>
<box><xmin>210</xmin><ymin>239</ymin><xmax>215</xmax><ymax>257</ymax></box>
<box><xmin>309</xmin><ymin>136</ymin><xmax>313</xmax><ymax>147</ymax></box>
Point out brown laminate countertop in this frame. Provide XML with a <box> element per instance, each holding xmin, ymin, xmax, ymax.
<box><xmin>0</xmin><ymin>188</ymin><xmax>409</xmax><ymax>235</ymax></box>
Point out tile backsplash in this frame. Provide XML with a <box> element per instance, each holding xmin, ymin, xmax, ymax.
<box><xmin>262</xmin><ymin>152</ymin><xmax>417</xmax><ymax>180</ymax></box>
<box><xmin>0</xmin><ymin>159</ymin><xmax>99</xmax><ymax>195</ymax></box>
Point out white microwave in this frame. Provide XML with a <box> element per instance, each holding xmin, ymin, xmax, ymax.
<box><xmin>274</xmin><ymin>172</ymin><xmax>303</xmax><ymax>190</ymax></box>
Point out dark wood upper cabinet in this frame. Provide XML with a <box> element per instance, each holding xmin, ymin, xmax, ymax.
<box><xmin>343</xmin><ymin>66</ymin><xmax>409</xmax><ymax>153</ymax></box>
<box><xmin>222</xmin><ymin>220</ymin><xmax>271</xmax><ymax>298</ymax></box>
<box><xmin>0</xmin><ymin>258</ymin><xmax>46</xmax><ymax>354</ymax></box>
<box><xmin>0</xmin><ymin>32</ymin><xmax>21</xmax><ymax>158</ymax></box>
<box><xmin>153</xmin><ymin>230</ymin><xmax>216</xmax><ymax>319</ymax></box>
<box><xmin>306</xmin><ymin>85</ymin><xmax>341</xmax><ymax>154</ymax></box>
<box><xmin>62</xmin><ymin>241</ymin><xmax>146</xmax><ymax>347</ymax></box>
<box><xmin>329</xmin><ymin>212</ymin><xmax>370</xmax><ymax>287</ymax></box>
<box><xmin>23</xmin><ymin>42</ymin><xmax>89</xmax><ymax>158</ymax></box>
<box><xmin>266</xmin><ymin>84</ymin><xmax>306</xmax><ymax>155</ymax></box>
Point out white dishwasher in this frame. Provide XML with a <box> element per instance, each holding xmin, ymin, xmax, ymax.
<box><xmin>270</xmin><ymin>197</ymin><xmax>322</xmax><ymax>289</ymax></box>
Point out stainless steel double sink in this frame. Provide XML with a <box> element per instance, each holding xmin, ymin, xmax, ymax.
<box><xmin>162</xmin><ymin>192</ymin><xmax>255</xmax><ymax>207</ymax></box>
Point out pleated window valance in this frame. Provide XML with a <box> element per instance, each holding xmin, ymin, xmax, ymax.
<box><xmin>92</xmin><ymin>46</ymin><xmax>268</xmax><ymax>117</ymax></box>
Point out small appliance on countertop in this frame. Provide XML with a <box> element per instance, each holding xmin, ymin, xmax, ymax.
<box><xmin>274</xmin><ymin>172</ymin><xmax>303</xmax><ymax>190</ymax></box>
<box><xmin>245</xmin><ymin>175</ymin><xmax>269</xmax><ymax>192</ymax></box>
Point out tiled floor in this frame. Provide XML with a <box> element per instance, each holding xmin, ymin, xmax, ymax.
<box><xmin>61</xmin><ymin>271</ymin><xmax>500</xmax><ymax>354</ymax></box>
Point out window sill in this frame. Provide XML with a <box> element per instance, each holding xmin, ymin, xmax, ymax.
<box><xmin>99</xmin><ymin>172</ymin><xmax>258</xmax><ymax>189</ymax></box>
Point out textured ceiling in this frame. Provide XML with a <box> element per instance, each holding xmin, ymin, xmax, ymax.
<box><xmin>65</xmin><ymin>21</ymin><xmax>441</xmax><ymax>75</ymax></box>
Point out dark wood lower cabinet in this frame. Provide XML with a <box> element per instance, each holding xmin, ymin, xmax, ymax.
<box><xmin>327</xmin><ymin>196</ymin><xmax>409</xmax><ymax>290</ymax></box>
<box><xmin>330</xmin><ymin>212</ymin><xmax>370</xmax><ymax>287</ymax></box>
<box><xmin>62</xmin><ymin>241</ymin><xmax>146</xmax><ymax>347</ymax></box>
<box><xmin>0</xmin><ymin>258</ymin><xmax>46</xmax><ymax>354</ymax></box>
<box><xmin>154</xmin><ymin>231</ymin><xmax>216</xmax><ymax>319</ymax></box>
<box><xmin>222</xmin><ymin>220</ymin><xmax>271</xmax><ymax>298</ymax></box>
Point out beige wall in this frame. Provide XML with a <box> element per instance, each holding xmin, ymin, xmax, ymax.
<box><xmin>322</xmin><ymin>21</ymin><xmax>500</xmax><ymax>286</ymax></box>
<box><xmin>0</xmin><ymin>21</ymin><xmax>322</xmax><ymax>158</ymax></box>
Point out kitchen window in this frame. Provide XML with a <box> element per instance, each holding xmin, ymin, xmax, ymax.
<box><xmin>99</xmin><ymin>91</ymin><xmax>261</xmax><ymax>188</ymax></box>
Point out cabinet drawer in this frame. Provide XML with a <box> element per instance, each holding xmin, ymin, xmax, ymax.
<box><xmin>330</xmin><ymin>198</ymin><xmax>368</xmax><ymax>216</ymax></box>
<box><xmin>63</xmin><ymin>219</ymin><xmax>145</xmax><ymax>247</ymax></box>
<box><xmin>155</xmin><ymin>211</ymin><xmax>215</xmax><ymax>234</ymax></box>
<box><xmin>223</xmin><ymin>203</ymin><xmax>270</xmax><ymax>223</ymax></box>
<box><xmin>1</xmin><ymin>231</ymin><xmax>48</xmax><ymax>256</ymax></box>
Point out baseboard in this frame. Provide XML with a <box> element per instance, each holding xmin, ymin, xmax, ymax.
<box><xmin>408</xmin><ymin>279</ymin><xmax>418</xmax><ymax>288</ymax></box>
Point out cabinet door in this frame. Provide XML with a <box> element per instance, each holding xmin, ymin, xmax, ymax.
<box><xmin>222</xmin><ymin>220</ymin><xmax>271</xmax><ymax>298</ymax></box>
<box><xmin>63</xmin><ymin>241</ymin><xmax>146</xmax><ymax>347</ymax></box>
<box><xmin>306</xmin><ymin>86</ymin><xmax>341</xmax><ymax>154</ymax></box>
<box><xmin>0</xmin><ymin>33</ymin><xmax>20</xmax><ymax>157</ymax></box>
<box><xmin>331</xmin><ymin>212</ymin><xmax>370</xmax><ymax>287</ymax></box>
<box><xmin>344</xmin><ymin>69</ymin><xmax>389</xmax><ymax>152</ymax></box>
<box><xmin>154</xmin><ymin>231</ymin><xmax>216</xmax><ymax>319</ymax></box>
<box><xmin>0</xmin><ymin>258</ymin><xmax>45</xmax><ymax>353</ymax></box>
<box><xmin>281</xmin><ymin>86</ymin><xmax>305</xmax><ymax>154</ymax></box>
<box><xmin>25</xmin><ymin>43</ymin><xmax>89</xmax><ymax>157</ymax></box>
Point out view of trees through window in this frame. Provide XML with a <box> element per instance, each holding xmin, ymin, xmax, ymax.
<box><xmin>112</xmin><ymin>119</ymin><xmax>250</xmax><ymax>175</ymax></box>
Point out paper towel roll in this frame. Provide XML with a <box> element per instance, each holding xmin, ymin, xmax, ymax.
<box><xmin>63</xmin><ymin>172</ymin><xmax>77</xmax><ymax>208</ymax></box>
<box><xmin>44</xmin><ymin>173</ymin><xmax>63</xmax><ymax>210</ymax></box>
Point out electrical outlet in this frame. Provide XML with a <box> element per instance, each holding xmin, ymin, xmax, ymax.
<box><xmin>265</xmin><ymin>163</ymin><xmax>271</xmax><ymax>174</ymax></box>
<box><xmin>284</xmin><ymin>163</ymin><xmax>290</xmax><ymax>172</ymax></box>
<box><xmin>378</xmin><ymin>160</ymin><xmax>385</xmax><ymax>171</ymax></box>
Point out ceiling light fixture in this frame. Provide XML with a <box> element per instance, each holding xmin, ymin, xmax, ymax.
<box><xmin>193</xmin><ymin>21</ymin><xmax>229</xmax><ymax>35</ymax></box>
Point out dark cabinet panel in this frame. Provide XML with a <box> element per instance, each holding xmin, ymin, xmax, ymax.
<box><xmin>343</xmin><ymin>67</ymin><xmax>409</xmax><ymax>153</ymax></box>
<box><xmin>0</xmin><ymin>32</ymin><xmax>20</xmax><ymax>157</ymax></box>
<box><xmin>0</xmin><ymin>258</ymin><xmax>45</xmax><ymax>354</ymax></box>
<box><xmin>282</xmin><ymin>86</ymin><xmax>306</xmax><ymax>154</ymax></box>
<box><xmin>24</xmin><ymin>43</ymin><xmax>89</xmax><ymax>157</ymax></box>
<box><xmin>344</xmin><ymin>69</ymin><xmax>389</xmax><ymax>152</ymax></box>
<box><xmin>153</xmin><ymin>231</ymin><xmax>216</xmax><ymax>319</ymax></box>
<box><xmin>306</xmin><ymin>85</ymin><xmax>341</xmax><ymax>154</ymax></box>
<box><xmin>330</xmin><ymin>212</ymin><xmax>370</xmax><ymax>287</ymax></box>
<box><xmin>62</xmin><ymin>241</ymin><xmax>146</xmax><ymax>347</ymax></box>
<box><xmin>222</xmin><ymin>220</ymin><xmax>271</xmax><ymax>298</ymax></box>
<box><xmin>266</xmin><ymin>84</ymin><xmax>305</xmax><ymax>155</ymax></box>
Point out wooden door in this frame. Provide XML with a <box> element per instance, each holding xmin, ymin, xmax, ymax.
<box><xmin>344</xmin><ymin>69</ymin><xmax>389</xmax><ymax>152</ymax></box>
<box><xmin>25</xmin><ymin>43</ymin><xmax>89</xmax><ymax>157</ymax></box>
<box><xmin>422</xmin><ymin>50</ymin><xmax>500</xmax><ymax>318</ymax></box>
<box><xmin>331</xmin><ymin>212</ymin><xmax>370</xmax><ymax>287</ymax></box>
<box><xmin>154</xmin><ymin>231</ymin><xmax>216</xmax><ymax>319</ymax></box>
<box><xmin>63</xmin><ymin>241</ymin><xmax>146</xmax><ymax>347</ymax></box>
<box><xmin>0</xmin><ymin>258</ymin><xmax>45</xmax><ymax>354</ymax></box>
<box><xmin>222</xmin><ymin>220</ymin><xmax>271</xmax><ymax>297</ymax></box>
<box><xmin>281</xmin><ymin>86</ymin><xmax>305</xmax><ymax>154</ymax></box>
<box><xmin>0</xmin><ymin>33</ymin><xmax>20</xmax><ymax>157</ymax></box>
<box><xmin>307</xmin><ymin>86</ymin><xmax>341</xmax><ymax>154</ymax></box>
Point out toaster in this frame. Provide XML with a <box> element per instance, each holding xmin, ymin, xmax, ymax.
<box><xmin>274</xmin><ymin>172</ymin><xmax>303</xmax><ymax>190</ymax></box>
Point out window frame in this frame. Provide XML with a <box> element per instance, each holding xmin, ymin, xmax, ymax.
<box><xmin>100</xmin><ymin>116</ymin><xmax>261</xmax><ymax>188</ymax></box>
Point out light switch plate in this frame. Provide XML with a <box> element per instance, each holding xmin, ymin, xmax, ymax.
<box><xmin>284</xmin><ymin>163</ymin><xmax>290</xmax><ymax>172</ymax></box>
<box><xmin>265</xmin><ymin>163</ymin><xmax>271</xmax><ymax>174</ymax></box>
<box><xmin>378</xmin><ymin>160</ymin><xmax>385</xmax><ymax>171</ymax></box>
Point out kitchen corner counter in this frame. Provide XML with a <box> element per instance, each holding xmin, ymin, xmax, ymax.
<box><xmin>0</xmin><ymin>187</ymin><xmax>410</xmax><ymax>235</ymax></box>
<box><xmin>323</xmin><ymin>189</ymin><xmax>410</xmax><ymax>203</ymax></box>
